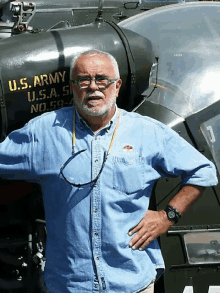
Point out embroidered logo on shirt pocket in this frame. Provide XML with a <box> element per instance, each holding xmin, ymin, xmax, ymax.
<box><xmin>112</xmin><ymin>155</ymin><xmax>144</xmax><ymax>195</ymax></box>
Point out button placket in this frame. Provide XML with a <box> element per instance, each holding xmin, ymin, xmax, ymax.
<box><xmin>91</xmin><ymin>135</ymin><xmax>105</xmax><ymax>290</ymax></box>
<box><xmin>91</xmin><ymin>133</ymin><xmax>110</xmax><ymax>292</ymax></box>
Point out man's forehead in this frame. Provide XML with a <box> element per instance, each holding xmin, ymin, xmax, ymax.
<box><xmin>73</xmin><ymin>54</ymin><xmax>114</xmax><ymax>75</ymax></box>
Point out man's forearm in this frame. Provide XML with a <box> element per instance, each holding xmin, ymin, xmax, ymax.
<box><xmin>167</xmin><ymin>184</ymin><xmax>205</xmax><ymax>216</ymax></box>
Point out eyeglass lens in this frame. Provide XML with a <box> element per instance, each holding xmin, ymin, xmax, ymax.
<box><xmin>79</xmin><ymin>78</ymin><xmax>108</xmax><ymax>89</ymax></box>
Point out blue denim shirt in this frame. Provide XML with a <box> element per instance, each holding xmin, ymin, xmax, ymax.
<box><xmin>0</xmin><ymin>106</ymin><xmax>217</xmax><ymax>293</ymax></box>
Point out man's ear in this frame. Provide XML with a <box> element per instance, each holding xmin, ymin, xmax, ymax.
<box><xmin>115</xmin><ymin>79</ymin><xmax>122</xmax><ymax>97</ymax></box>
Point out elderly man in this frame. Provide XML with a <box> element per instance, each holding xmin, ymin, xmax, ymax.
<box><xmin>0</xmin><ymin>49</ymin><xmax>218</xmax><ymax>293</ymax></box>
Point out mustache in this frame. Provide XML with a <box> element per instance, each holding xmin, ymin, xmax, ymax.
<box><xmin>85</xmin><ymin>91</ymin><xmax>105</xmax><ymax>99</ymax></box>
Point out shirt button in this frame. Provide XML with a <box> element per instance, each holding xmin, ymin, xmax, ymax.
<box><xmin>96</xmin><ymin>256</ymin><xmax>99</xmax><ymax>260</ymax></box>
<box><xmin>94</xmin><ymin>208</ymin><xmax>97</xmax><ymax>213</ymax></box>
<box><xmin>94</xmin><ymin>232</ymin><xmax>98</xmax><ymax>237</ymax></box>
<box><xmin>95</xmin><ymin>159</ymin><xmax>98</xmax><ymax>163</ymax></box>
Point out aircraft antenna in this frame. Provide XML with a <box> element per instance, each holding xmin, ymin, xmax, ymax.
<box><xmin>95</xmin><ymin>0</ymin><xmax>104</xmax><ymax>22</ymax></box>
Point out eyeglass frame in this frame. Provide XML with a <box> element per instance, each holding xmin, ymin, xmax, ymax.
<box><xmin>60</xmin><ymin>149</ymin><xmax>108</xmax><ymax>187</ymax></box>
<box><xmin>70</xmin><ymin>76</ymin><xmax>118</xmax><ymax>89</ymax></box>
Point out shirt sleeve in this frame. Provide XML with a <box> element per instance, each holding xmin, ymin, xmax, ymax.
<box><xmin>157</xmin><ymin>126</ymin><xmax>218</xmax><ymax>187</ymax></box>
<box><xmin>0</xmin><ymin>123</ymin><xmax>35</xmax><ymax>181</ymax></box>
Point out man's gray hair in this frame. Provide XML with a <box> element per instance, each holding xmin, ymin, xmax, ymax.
<box><xmin>70</xmin><ymin>49</ymin><xmax>120</xmax><ymax>79</ymax></box>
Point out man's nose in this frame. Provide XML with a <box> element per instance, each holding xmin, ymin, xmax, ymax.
<box><xmin>89</xmin><ymin>80</ymin><xmax>99</xmax><ymax>91</ymax></box>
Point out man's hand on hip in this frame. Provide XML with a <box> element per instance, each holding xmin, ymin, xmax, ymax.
<box><xmin>128</xmin><ymin>210</ymin><xmax>173</xmax><ymax>250</ymax></box>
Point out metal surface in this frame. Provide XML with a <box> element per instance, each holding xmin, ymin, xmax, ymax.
<box><xmin>0</xmin><ymin>0</ymin><xmax>200</xmax><ymax>38</ymax></box>
<box><xmin>120</xmin><ymin>3</ymin><xmax>220</xmax><ymax>118</ymax></box>
<box><xmin>11</xmin><ymin>2</ymin><xmax>36</xmax><ymax>33</ymax></box>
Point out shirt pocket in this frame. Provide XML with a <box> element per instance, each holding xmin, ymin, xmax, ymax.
<box><xmin>112</xmin><ymin>154</ymin><xmax>145</xmax><ymax>195</ymax></box>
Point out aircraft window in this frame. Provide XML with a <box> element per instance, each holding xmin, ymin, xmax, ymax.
<box><xmin>184</xmin><ymin>232</ymin><xmax>220</xmax><ymax>264</ymax></box>
<box><xmin>200</xmin><ymin>115</ymin><xmax>220</xmax><ymax>175</ymax></box>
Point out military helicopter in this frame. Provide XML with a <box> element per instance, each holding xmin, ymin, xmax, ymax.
<box><xmin>1</xmin><ymin>1</ymin><xmax>220</xmax><ymax>293</ymax></box>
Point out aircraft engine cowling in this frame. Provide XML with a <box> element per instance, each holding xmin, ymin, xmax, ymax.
<box><xmin>0</xmin><ymin>19</ymin><xmax>154</xmax><ymax>140</ymax></box>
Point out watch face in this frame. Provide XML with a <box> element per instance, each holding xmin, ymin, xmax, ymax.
<box><xmin>168</xmin><ymin>211</ymin><xmax>175</xmax><ymax>219</ymax></box>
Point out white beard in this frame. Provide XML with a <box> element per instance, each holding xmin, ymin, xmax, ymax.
<box><xmin>73</xmin><ymin>94</ymin><xmax>116</xmax><ymax>117</ymax></box>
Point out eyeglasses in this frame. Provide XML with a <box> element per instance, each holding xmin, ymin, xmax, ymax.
<box><xmin>71</xmin><ymin>76</ymin><xmax>118</xmax><ymax>89</ymax></box>
<box><xmin>60</xmin><ymin>149</ymin><xmax>107</xmax><ymax>187</ymax></box>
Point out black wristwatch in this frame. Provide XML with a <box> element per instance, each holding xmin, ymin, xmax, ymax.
<box><xmin>164</xmin><ymin>205</ymin><xmax>182</xmax><ymax>224</ymax></box>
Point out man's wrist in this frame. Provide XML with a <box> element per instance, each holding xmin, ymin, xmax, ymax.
<box><xmin>164</xmin><ymin>205</ymin><xmax>182</xmax><ymax>224</ymax></box>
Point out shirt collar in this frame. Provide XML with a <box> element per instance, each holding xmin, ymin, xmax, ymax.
<box><xmin>74</xmin><ymin>106</ymin><xmax>118</xmax><ymax>134</ymax></box>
